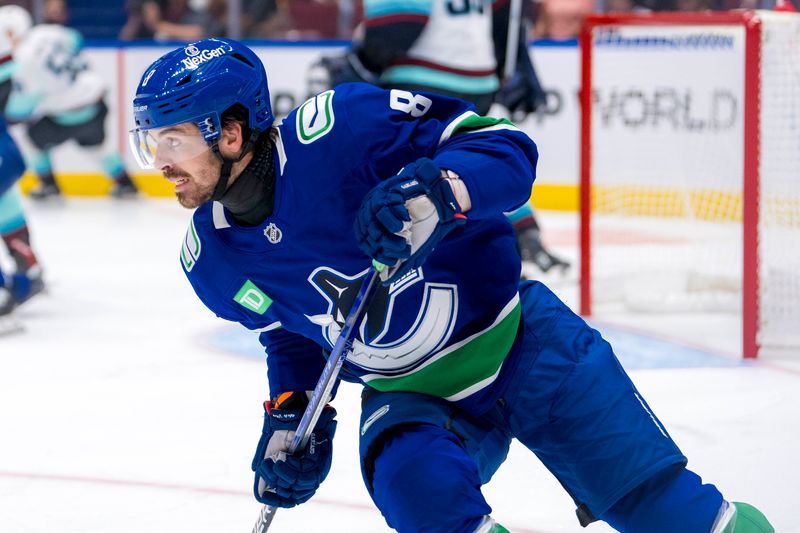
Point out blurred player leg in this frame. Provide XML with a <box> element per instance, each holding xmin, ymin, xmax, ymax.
<box><xmin>74</xmin><ymin>101</ymin><xmax>138</xmax><ymax>198</ymax></box>
<box><xmin>0</xmin><ymin>269</ymin><xmax>21</xmax><ymax>334</ymax></box>
<box><xmin>26</xmin><ymin>101</ymin><xmax>139</xmax><ymax>199</ymax></box>
<box><xmin>83</xmin><ymin>145</ymin><xmax>139</xmax><ymax>198</ymax></box>
<box><xmin>0</xmin><ymin>124</ymin><xmax>24</xmax><ymax>329</ymax></box>
<box><xmin>0</xmin><ymin>186</ymin><xmax>44</xmax><ymax>303</ymax></box>
<box><xmin>505</xmin><ymin>203</ymin><xmax>569</xmax><ymax>275</ymax></box>
<box><xmin>26</xmin><ymin>114</ymin><xmax>68</xmax><ymax>199</ymax></box>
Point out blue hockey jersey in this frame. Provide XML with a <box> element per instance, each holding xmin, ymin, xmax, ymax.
<box><xmin>182</xmin><ymin>82</ymin><xmax>538</xmax><ymax>410</ymax></box>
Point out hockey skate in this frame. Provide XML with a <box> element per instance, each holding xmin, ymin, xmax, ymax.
<box><xmin>474</xmin><ymin>516</ymin><xmax>510</xmax><ymax>533</ymax></box>
<box><xmin>28</xmin><ymin>179</ymin><xmax>62</xmax><ymax>200</ymax></box>
<box><xmin>10</xmin><ymin>267</ymin><xmax>45</xmax><ymax>304</ymax></box>
<box><xmin>110</xmin><ymin>175</ymin><xmax>139</xmax><ymax>198</ymax></box>
<box><xmin>515</xmin><ymin>225</ymin><xmax>570</xmax><ymax>275</ymax></box>
<box><xmin>714</xmin><ymin>501</ymin><xmax>774</xmax><ymax>533</ymax></box>
<box><xmin>0</xmin><ymin>287</ymin><xmax>22</xmax><ymax>335</ymax></box>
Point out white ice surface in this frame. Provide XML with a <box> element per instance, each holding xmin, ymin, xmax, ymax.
<box><xmin>1</xmin><ymin>199</ymin><xmax>797</xmax><ymax>533</ymax></box>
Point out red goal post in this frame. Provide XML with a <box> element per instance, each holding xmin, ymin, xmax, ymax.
<box><xmin>579</xmin><ymin>11</ymin><xmax>800</xmax><ymax>358</ymax></box>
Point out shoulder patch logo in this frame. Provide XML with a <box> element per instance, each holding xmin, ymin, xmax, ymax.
<box><xmin>234</xmin><ymin>280</ymin><xmax>273</xmax><ymax>315</ymax></box>
<box><xmin>296</xmin><ymin>90</ymin><xmax>335</xmax><ymax>144</ymax></box>
<box><xmin>180</xmin><ymin>218</ymin><xmax>201</xmax><ymax>272</ymax></box>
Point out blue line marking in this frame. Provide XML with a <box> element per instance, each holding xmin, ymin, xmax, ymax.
<box><xmin>594</xmin><ymin>323</ymin><xmax>742</xmax><ymax>369</ymax></box>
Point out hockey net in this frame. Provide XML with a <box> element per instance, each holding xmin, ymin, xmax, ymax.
<box><xmin>579</xmin><ymin>11</ymin><xmax>800</xmax><ymax>357</ymax></box>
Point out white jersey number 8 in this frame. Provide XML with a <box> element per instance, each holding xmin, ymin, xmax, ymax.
<box><xmin>390</xmin><ymin>90</ymin><xmax>432</xmax><ymax>118</ymax></box>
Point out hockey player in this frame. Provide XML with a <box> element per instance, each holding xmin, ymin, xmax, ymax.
<box><xmin>2</xmin><ymin>5</ymin><xmax>138</xmax><ymax>199</ymax></box>
<box><xmin>0</xmin><ymin>187</ymin><xmax>44</xmax><ymax>304</ymax></box>
<box><xmin>130</xmin><ymin>39</ymin><xmax>773</xmax><ymax>533</ymax></box>
<box><xmin>0</xmin><ymin>6</ymin><xmax>44</xmax><ymax>328</ymax></box>
<box><xmin>0</xmin><ymin>61</ymin><xmax>24</xmax><ymax>328</ymax></box>
<box><xmin>309</xmin><ymin>0</ymin><xmax>569</xmax><ymax>275</ymax></box>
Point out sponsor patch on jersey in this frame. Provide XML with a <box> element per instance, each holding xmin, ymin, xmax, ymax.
<box><xmin>296</xmin><ymin>90</ymin><xmax>335</xmax><ymax>144</ymax></box>
<box><xmin>234</xmin><ymin>280</ymin><xmax>273</xmax><ymax>315</ymax></box>
<box><xmin>180</xmin><ymin>218</ymin><xmax>201</xmax><ymax>271</ymax></box>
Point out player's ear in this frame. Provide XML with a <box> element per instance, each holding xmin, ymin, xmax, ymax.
<box><xmin>219</xmin><ymin>120</ymin><xmax>244</xmax><ymax>157</ymax></box>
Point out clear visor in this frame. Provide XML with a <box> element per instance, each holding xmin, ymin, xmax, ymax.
<box><xmin>128</xmin><ymin>126</ymin><xmax>213</xmax><ymax>169</ymax></box>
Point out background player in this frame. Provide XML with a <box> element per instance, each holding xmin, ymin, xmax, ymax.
<box><xmin>309</xmin><ymin>0</ymin><xmax>569</xmax><ymax>275</ymax></box>
<box><xmin>0</xmin><ymin>6</ymin><xmax>45</xmax><ymax>331</ymax></box>
<box><xmin>2</xmin><ymin>5</ymin><xmax>138</xmax><ymax>200</ymax></box>
<box><xmin>130</xmin><ymin>38</ymin><xmax>771</xmax><ymax>533</ymax></box>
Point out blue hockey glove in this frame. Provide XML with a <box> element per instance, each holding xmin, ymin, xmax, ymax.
<box><xmin>495</xmin><ymin>41</ymin><xmax>547</xmax><ymax>122</ymax></box>
<box><xmin>251</xmin><ymin>392</ymin><xmax>337</xmax><ymax>508</ymax></box>
<box><xmin>355</xmin><ymin>158</ymin><xmax>467</xmax><ymax>285</ymax></box>
<box><xmin>307</xmin><ymin>51</ymin><xmax>379</xmax><ymax>94</ymax></box>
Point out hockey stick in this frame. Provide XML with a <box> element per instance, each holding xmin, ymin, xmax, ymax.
<box><xmin>503</xmin><ymin>0</ymin><xmax>524</xmax><ymax>82</ymax></box>
<box><xmin>251</xmin><ymin>263</ymin><xmax>383</xmax><ymax>533</ymax></box>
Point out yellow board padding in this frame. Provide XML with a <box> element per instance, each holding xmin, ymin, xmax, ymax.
<box><xmin>589</xmin><ymin>185</ymin><xmax>799</xmax><ymax>226</ymax></box>
<box><xmin>18</xmin><ymin>172</ymin><xmax>176</xmax><ymax>197</ymax></box>
<box><xmin>591</xmin><ymin>186</ymin><xmax>743</xmax><ymax>222</ymax></box>
<box><xmin>18</xmin><ymin>172</ymin><xmax>583</xmax><ymax>212</ymax></box>
<box><xmin>529</xmin><ymin>183</ymin><xmax>579</xmax><ymax>212</ymax></box>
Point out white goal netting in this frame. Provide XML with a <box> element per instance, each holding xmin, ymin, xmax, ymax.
<box><xmin>757</xmin><ymin>12</ymin><xmax>800</xmax><ymax>349</ymax></box>
<box><xmin>584</xmin><ymin>12</ymin><xmax>800</xmax><ymax>354</ymax></box>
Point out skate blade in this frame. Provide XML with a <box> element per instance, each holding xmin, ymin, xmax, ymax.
<box><xmin>0</xmin><ymin>317</ymin><xmax>24</xmax><ymax>336</ymax></box>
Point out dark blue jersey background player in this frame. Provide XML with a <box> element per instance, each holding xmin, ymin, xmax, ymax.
<box><xmin>129</xmin><ymin>38</ymin><xmax>772</xmax><ymax>533</ymax></box>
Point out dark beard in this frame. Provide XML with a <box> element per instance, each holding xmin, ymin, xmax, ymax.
<box><xmin>166</xmin><ymin>165</ymin><xmax>213</xmax><ymax>209</ymax></box>
<box><xmin>164</xmin><ymin>169</ymin><xmax>190</xmax><ymax>180</ymax></box>
<box><xmin>177</xmin><ymin>185</ymin><xmax>214</xmax><ymax>209</ymax></box>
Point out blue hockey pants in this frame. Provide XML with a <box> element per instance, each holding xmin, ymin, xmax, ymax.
<box><xmin>359</xmin><ymin>281</ymin><xmax>723</xmax><ymax>532</ymax></box>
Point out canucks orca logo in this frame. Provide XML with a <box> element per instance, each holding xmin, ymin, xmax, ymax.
<box><xmin>306</xmin><ymin>267</ymin><xmax>458</xmax><ymax>374</ymax></box>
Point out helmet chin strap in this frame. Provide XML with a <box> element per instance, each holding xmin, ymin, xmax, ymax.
<box><xmin>209</xmin><ymin>131</ymin><xmax>259</xmax><ymax>201</ymax></box>
<box><xmin>211</xmin><ymin>155</ymin><xmax>234</xmax><ymax>201</ymax></box>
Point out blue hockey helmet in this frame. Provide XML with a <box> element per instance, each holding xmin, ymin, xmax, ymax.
<box><xmin>130</xmin><ymin>38</ymin><xmax>272</xmax><ymax>168</ymax></box>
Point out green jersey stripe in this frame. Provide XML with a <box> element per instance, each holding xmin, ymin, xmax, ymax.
<box><xmin>452</xmin><ymin>114</ymin><xmax>516</xmax><ymax>133</ymax></box>
<box><xmin>362</xmin><ymin>295</ymin><xmax>521</xmax><ymax>399</ymax></box>
<box><xmin>438</xmin><ymin>113</ymin><xmax>519</xmax><ymax>145</ymax></box>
